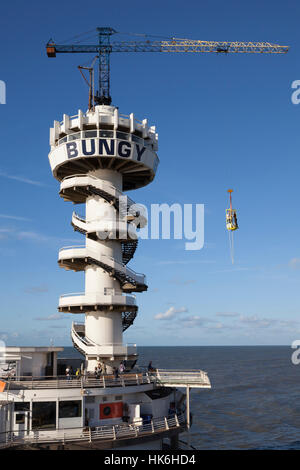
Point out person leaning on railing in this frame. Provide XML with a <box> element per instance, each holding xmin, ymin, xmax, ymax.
<box><xmin>65</xmin><ymin>366</ymin><xmax>71</xmax><ymax>381</ymax></box>
<box><xmin>118</xmin><ymin>361</ymin><xmax>125</xmax><ymax>375</ymax></box>
<box><xmin>113</xmin><ymin>367</ymin><xmax>119</xmax><ymax>381</ymax></box>
<box><xmin>147</xmin><ymin>361</ymin><xmax>156</xmax><ymax>376</ymax></box>
<box><xmin>94</xmin><ymin>366</ymin><xmax>101</xmax><ymax>379</ymax></box>
<box><xmin>168</xmin><ymin>401</ymin><xmax>176</xmax><ymax>417</ymax></box>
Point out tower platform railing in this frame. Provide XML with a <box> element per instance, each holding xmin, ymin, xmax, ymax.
<box><xmin>60</xmin><ymin>291</ymin><xmax>136</xmax><ymax>300</ymax></box>
<box><xmin>60</xmin><ymin>174</ymin><xmax>136</xmax><ymax>207</ymax></box>
<box><xmin>56</xmin><ymin>129</ymin><xmax>150</xmax><ymax>148</ymax></box>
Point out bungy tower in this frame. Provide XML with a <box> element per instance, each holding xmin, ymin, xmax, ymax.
<box><xmin>49</xmin><ymin>105</ymin><xmax>158</xmax><ymax>373</ymax></box>
<box><xmin>0</xmin><ymin>89</ymin><xmax>211</xmax><ymax>452</ymax></box>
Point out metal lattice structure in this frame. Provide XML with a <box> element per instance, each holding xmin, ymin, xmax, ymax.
<box><xmin>46</xmin><ymin>27</ymin><xmax>289</xmax><ymax>105</ymax></box>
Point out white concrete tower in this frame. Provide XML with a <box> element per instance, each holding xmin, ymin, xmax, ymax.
<box><xmin>48</xmin><ymin>105</ymin><xmax>159</xmax><ymax>372</ymax></box>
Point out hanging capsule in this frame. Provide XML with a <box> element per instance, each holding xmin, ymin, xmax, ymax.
<box><xmin>226</xmin><ymin>189</ymin><xmax>238</xmax><ymax>231</ymax></box>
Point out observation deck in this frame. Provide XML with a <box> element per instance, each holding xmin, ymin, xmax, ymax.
<box><xmin>49</xmin><ymin>106</ymin><xmax>159</xmax><ymax>190</ymax></box>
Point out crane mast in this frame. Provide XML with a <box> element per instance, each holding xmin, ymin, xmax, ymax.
<box><xmin>46</xmin><ymin>27</ymin><xmax>289</xmax><ymax>106</ymax></box>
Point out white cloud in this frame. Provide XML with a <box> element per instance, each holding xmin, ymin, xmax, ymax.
<box><xmin>154</xmin><ymin>306</ymin><xmax>188</xmax><ymax>320</ymax></box>
<box><xmin>0</xmin><ymin>214</ymin><xmax>31</xmax><ymax>222</ymax></box>
<box><xmin>181</xmin><ymin>316</ymin><xmax>226</xmax><ymax>329</ymax></box>
<box><xmin>289</xmin><ymin>258</ymin><xmax>300</xmax><ymax>269</ymax></box>
<box><xmin>216</xmin><ymin>312</ymin><xmax>240</xmax><ymax>318</ymax></box>
<box><xmin>168</xmin><ymin>278</ymin><xmax>196</xmax><ymax>285</ymax></box>
<box><xmin>157</xmin><ymin>260</ymin><xmax>216</xmax><ymax>266</ymax></box>
<box><xmin>17</xmin><ymin>231</ymin><xmax>51</xmax><ymax>242</ymax></box>
<box><xmin>17</xmin><ymin>231</ymin><xmax>80</xmax><ymax>244</ymax></box>
<box><xmin>34</xmin><ymin>314</ymin><xmax>67</xmax><ymax>321</ymax></box>
<box><xmin>239</xmin><ymin>315</ymin><xmax>274</xmax><ymax>328</ymax></box>
<box><xmin>212</xmin><ymin>267</ymin><xmax>254</xmax><ymax>274</ymax></box>
<box><xmin>0</xmin><ymin>171</ymin><xmax>47</xmax><ymax>187</ymax></box>
<box><xmin>181</xmin><ymin>315</ymin><xmax>206</xmax><ymax>327</ymax></box>
<box><xmin>25</xmin><ymin>285</ymin><xmax>48</xmax><ymax>294</ymax></box>
<box><xmin>0</xmin><ymin>228</ymin><xmax>13</xmax><ymax>240</ymax></box>
<box><xmin>49</xmin><ymin>325</ymin><xmax>69</xmax><ymax>329</ymax></box>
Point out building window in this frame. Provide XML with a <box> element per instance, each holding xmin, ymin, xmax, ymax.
<box><xmin>104</xmin><ymin>287</ymin><xmax>114</xmax><ymax>295</ymax></box>
<box><xmin>59</xmin><ymin>401</ymin><xmax>82</xmax><ymax>419</ymax></box>
<box><xmin>68</xmin><ymin>132</ymin><xmax>80</xmax><ymax>141</ymax></box>
<box><xmin>15</xmin><ymin>414</ymin><xmax>25</xmax><ymax>424</ymax></box>
<box><xmin>85</xmin><ymin>396</ymin><xmax>95</xmax><ymax>404</ymax></box>
<box><xmin>14</xmin><ymin>402</ymin><xmax>30</xmax><ymax>412</ymax></box>
<box><xmin>84</xmin><ymin>131</ymin><xmax>97</xmax><ymax>138</ymax></box>
<box><xmin>32</xmin><ymin>402</ymin><xmax>56</xmax><ymax>430</ymax></box>
<box><xmin>99</xmin><ymin>130</ymin><xmax>113</xmax><ymax>138</ymax></box>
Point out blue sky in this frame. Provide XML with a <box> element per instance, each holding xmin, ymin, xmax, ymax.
<box><xmin>0</xmin><ymin>0</ymin><xmax>300</xmax><ymax>346</ymax></box>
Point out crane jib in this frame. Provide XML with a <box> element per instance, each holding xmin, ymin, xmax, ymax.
<box><xmin>48</xmin><ymin>42</ymin><xmax>289</xmax><ymax>55</ymax></box>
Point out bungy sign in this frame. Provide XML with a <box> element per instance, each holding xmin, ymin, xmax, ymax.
<box><xmin>48</xmin><ymin>136</ymin><xmax>158</xmax><ymax>176</ymax></box>
<box><xmin>66</xmin><ymin>138</ymin><xmax>147</xmax><ymax>161</ymax></box>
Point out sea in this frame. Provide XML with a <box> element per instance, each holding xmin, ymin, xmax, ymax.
<box><xmin>58</xmin><ymin>345</ymin><xmax>300</xmax><ymax>450</ymax></box>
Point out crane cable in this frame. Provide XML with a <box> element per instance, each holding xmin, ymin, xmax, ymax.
<box><xmin>228</xmin><ymin>230</ymin><xmax>234</xmax><ymax>265</ymax></box>
<box><xmin>56</xmin><ymin>28</ymin><xmax>97</xmax><ymax>45</ymax></box>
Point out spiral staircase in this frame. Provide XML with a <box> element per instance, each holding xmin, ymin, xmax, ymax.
<box><xmin>48</xmin><ymin>104</ymin><xmax>159</xmax><ymax>372</ymax></box>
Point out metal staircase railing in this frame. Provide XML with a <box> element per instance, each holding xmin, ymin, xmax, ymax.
<box><xmin>61</xmin><ymin>175</ymin><xmax>144</xmax><ymax>220</ymax></box>
<box><xmin>59</xmin><ymin>247</ymin><xmax>147</xmax><ymax>292</ymax></box>
<box><xmin>70</xmin><ymin>213</ymin><xmax>138</xmax><ymax>264</ymax></box>
<box><xmin>121</xmin><ymin>239</ymin><xmax>138</xmax><ymax>264</ymax></box>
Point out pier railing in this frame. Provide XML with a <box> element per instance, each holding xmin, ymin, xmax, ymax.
<box><xmin>154</xmin><ymin>369</ymin><xmax>211</xmax><ymax>388</ymax></box>
<box><xmin>1</xmin><ymin>369</ymin><xmax>210</xmax><ymax>391</ymax></box>
<box><xmin>2</xmin><ymin>372</ymin><xmax>152</xmax><ymax>390</ymax></box>
<box><xmin>0</xmin><ymin>413</ymin><xmax>186</xmax><ymax>449</ymax></box>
